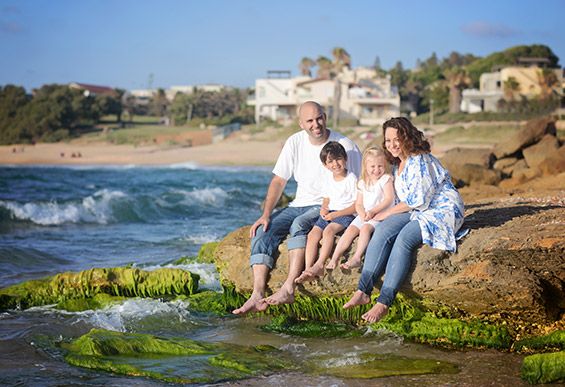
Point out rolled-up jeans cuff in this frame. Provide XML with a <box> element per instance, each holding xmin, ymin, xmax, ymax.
<box><xmin>287</xmin><ymin>235</ymin><xmax>307</xmax><ymax>250</ymax></box>
<box><xmin>250</xmin><ymin>253</ymin><xmax>274</xmax><ymax>269</ymax></box>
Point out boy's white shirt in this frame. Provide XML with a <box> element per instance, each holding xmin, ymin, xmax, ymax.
<box><xmin>321</xmin><ymin>171</ymin><xmax>358</xmax><ymax>211</ymax></box>
<box><xmin>272</xmin><ymin>130</ymin><xmax>361</xmax><ymax>207</ymax></box>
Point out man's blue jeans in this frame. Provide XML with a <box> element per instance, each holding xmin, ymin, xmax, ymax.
<box><xmin>358</xmin><ymin>212</ymin><xmax>422</xmax><ymax>307</ymax></box>
<box><xmin>250</xmin><ymin>205</ymin><xmax>320</xmax><ymax>269</ymax></box>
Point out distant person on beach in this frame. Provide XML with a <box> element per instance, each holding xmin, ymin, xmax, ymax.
<box><xmin>294</xmin><ymin>141</ymin><xmax>357</xmax><ymax>284</ymax></box>
<box><xmin>232</xmin><ymin>101</ymin><xmax>361</xmax><ymax>315</ymax></box>
<box><xmin>325</xmin><ymin>146</ymin><xmax>395</xmax><ymax>271</ymax></box>
<box><xmin>343</xmin><ymin>117</ymin><xmax>466</xmax><ymax>323</ymax></box>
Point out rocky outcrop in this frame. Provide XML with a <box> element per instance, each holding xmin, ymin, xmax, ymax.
<box><xmin>215</xmin><ymin>197</ymin><xmax>565</xmax><ymax>326</ymax></box>
<box><xmin>439</xmin><ymin>118</ymin><xmax>563</xmax><ymax>188</ymax></box>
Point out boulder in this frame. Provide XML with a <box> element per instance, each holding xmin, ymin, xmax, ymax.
<box><xmin>215</xmin><ymin>199</ymin><xmax>565</xmax><ymax>324</ymax></box>
<box><xmin>449</xmin><ymin>164</ymin><xmax>502</xmax><ymax>187</ymax></box>
<box><xmin>538</xmin><ymin>145</ymin><xmax>565</xmax><ymax>176</ymax></box>
<box><xmin>523</xmin><ymin>134</ymin><xmax>560</xmax><ymax>169</ymax></box>
<box><xmin>493</xmin><ymin>118</ymin><xmax>556</xmax><ymax>159</ymax></box>
<box><xmin>493</xmin><ymin>157</ymin><xmax>519</xmax><ymax>172</ymax></box>
<box><xmin>440</xmin><ymin>147</ymin><xmax>495</xmax><ymax>169</ymax></box>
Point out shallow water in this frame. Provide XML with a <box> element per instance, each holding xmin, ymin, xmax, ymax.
<box><xmin>0</xmin><ymin>166</ymin><xmax>529</xmax><ymax>386</ymax></box>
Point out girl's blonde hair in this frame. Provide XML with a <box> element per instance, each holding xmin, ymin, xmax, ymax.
<box><xmin>360</xmin><ymin>146</ymin><xmax>388</xmax><ymax>185</ymax></box>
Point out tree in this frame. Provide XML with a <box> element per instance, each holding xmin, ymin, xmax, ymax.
<box><xmin>299</xmin><ymin>57</ymin><xmax>315</xmax><ymax>77</ymax></box>
<box><xmin>444</xmin><ymin>66</ymin><xmax>471</xmax><ymax>113</ymax></box>
<box><xmin>315</xmin><ymin>56</ymin><xmax>332</xmax><ymax>79</ymax></box>
<box><xmin>503</xmin><ymin>76</ymin><xmax>521</xmax><ymax>101</ymax></box>
<box><xmin>149</xmin><ymin>88</ymin><xmax>169</xmax><ymax>117</ymax></box>
<box><xmin>331</xmin><ymin>47</ymin><xmax>351</xmax><ymax>129</ymax></box>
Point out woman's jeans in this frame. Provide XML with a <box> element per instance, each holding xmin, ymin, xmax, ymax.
<box><xmin>250</xmin><ymin>205</ymin><xmax>320</xmax><ymax>269</ymax></box>
<box><xmin>358</xmin><ymin>212</ymin><xmax>423</xmax><ymax>307</ymax></box>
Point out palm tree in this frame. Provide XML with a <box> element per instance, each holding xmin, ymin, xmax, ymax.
<box><xmin>299</xmin><ymin>57</ymin><xmax>315</xmax><ymax>77</ymax></box>
<box><xmin>315</xmin><ymin>56</ymin><xmax>332</xmax><ymax>79</ymax></box>
<box><xmin>330</xmin><ymin>47</ymin><xmax>351</xmax><ymax>129</ymax></box>
<box><xmin>443</xmin><ymin>66</ymin><xmax>470</xmax><ymax>113</ymax></box>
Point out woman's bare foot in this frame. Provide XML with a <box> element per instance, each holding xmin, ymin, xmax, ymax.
<box><xmin>362</xmin><ymin>302</ymin><xmax>389</xmax><ymax>323</ymax></box>
<box><xmin>340</xmin><ymin>257</ymin><xmax>361</xmax><ymax>270</ymax></box>
<box><xmin>343</xmin><ymin>290</ymin><xmax>371</xmax><ymax>309</ymax></box>
<box><xmin>295</xmin><ymin>263</ymin><xmax>325</xmax><ymax>284</ymax></box>
<box><xmin>232</xmin><ymin>293</ymin><xmax>268</xmax><ymax>315</ymax></box>
<box><xmin>264</xmin><ymin>284</ymin><xmax>295</xmax><ymax>305</ymax></box>
<box><xmin>325</xmin><ymin>258</ymin><xmax>339</xmax><ymax>270</ymax></box>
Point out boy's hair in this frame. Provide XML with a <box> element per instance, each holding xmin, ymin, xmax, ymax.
<box><xmin>320</xmin><ymin>141</ymin><xmax>347</xmax><ymax>164</ymax></box>
<box><xmin>360</xmin><ymin>146</ymin><xmax>387</xmax><ymax>184</ymax></box>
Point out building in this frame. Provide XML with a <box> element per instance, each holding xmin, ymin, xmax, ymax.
<box><xmin>68</xmin><ymin>82</ymin><xmax>116</xmax><ymax>97</ymax></box>
<box><xmin>248</xmin><ymin>67</ymin><xmax>400</xmax><ymax>126</ymax></box>
<box><xmin>461</xmin><ymin>64</ymin><xmax>562</xmax><ymax>113</ymax></box>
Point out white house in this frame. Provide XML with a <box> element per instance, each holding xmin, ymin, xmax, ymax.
<box><xmin>249</xmin><ymin>67</ymin><xmax>400</xmax><ymax>126</ymax></box>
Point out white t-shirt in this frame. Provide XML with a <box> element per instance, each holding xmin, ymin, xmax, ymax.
<box><xmin>358</xmin><ymin>174</ymin><xmax>393</xmax><ymax>211</ymax></box>
<box><xmin>272</xmin><ymin>130</ymin><xmax>361</xmax><ymax>207</ymax></box>
<box><xmin>322</xmin><ymin>171</ymin><xmax>358</xmax><ymax>211</ymax></box>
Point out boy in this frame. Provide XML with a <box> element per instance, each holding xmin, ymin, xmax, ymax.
<box><xmin>295</xmin><ymin>141</ymin><xmax>357</xmax><ymax>283</ymax></box>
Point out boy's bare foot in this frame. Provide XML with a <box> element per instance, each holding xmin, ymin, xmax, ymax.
<box><xmin>264</xmin><ymin>285</ymin><xmax>295</xmax><ymax>305</ymax></box>
<box><xmin>362</xmin><ymin>302</ymin><xmax>389</xmax><ymax>323</ymax></box>
<box><xmin>343</xmin><ymin>290</ymin><xmax>371</xmax><ymax>309</ymax></box>
<box><xmin>295</xmin><ymin>264</ymin><xmax>324</xmax><ymax>284</ymax></box>
<box><xmin>340</xmin><ymin>257</ymin><xmax>361</xmax><ymax>270</ymax></box>
<box><xmin>325</xmin><ymin>259</ymin><xmax>339</xmax><ymax>270</ymax></box>
<box><xmin>232</xmin><ymin>294</ymin><xmax>268</xmax><ymax>315</ymax></box>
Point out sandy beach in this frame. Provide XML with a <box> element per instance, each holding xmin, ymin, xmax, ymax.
<box><xmin>0</xmin><ymin>138</ymin><xmax>287</xmax><ymax>167</ymax></box>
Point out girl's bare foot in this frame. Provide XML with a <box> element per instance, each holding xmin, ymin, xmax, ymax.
<box><xmin>340</xmin><ymin>257</ymin><xmax>361</xmax><ymax>270</ymax></box>
<box><xmin>362</xmin><ymin>302</ymin><xmax>389</xmax><ymax>323</ymax></box>
<box><xmin>343</xmin><ymin>290</ymin><xmax>371</xmax><ymax>309</ymax></box>
<box><xmin>325</xmin><ymin>258</ymin><xmax>339</xmax><ymax>270</ymax></box>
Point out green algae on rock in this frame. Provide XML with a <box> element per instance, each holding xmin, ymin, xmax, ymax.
<box><xmin>521</xmin><ymin>351</ymin><xmax>565</xmax><ymax>384</ymax></box>
<box><xmin>307</xmin><ymin>352</ymin><xmax>459</xmax><ymax>379</ymax></box>
<box><xmin>514</xmin><ymin>330</ymin><xmax>565</xmax><ymax>352</ymax></box>
<box><xmin>262</xmin><ymin>315</ymin><xmax>363</xmax><ymax>338</ymax></box>
<box><xmin>0</xmin><ymin>267</ymin><xmax>199</xmax><ymax>311</ymax></box>
<box><xmin>63</xmin><ymin>329</ymin><xmax>293</xmax><ymax>384</ymax></box>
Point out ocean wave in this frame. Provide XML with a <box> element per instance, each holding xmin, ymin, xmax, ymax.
<box><xmin>170</xmin><ymin>187</ymin><xmax>229</xmax><ymax>207</ymax></box>
<box><xmin>168</xmin><ymin>162</ymin><xmax>199</xmax><ymax>170</ymax></box>
<box><xmin>182</xmin><ymin>233</ymin><xmax>220</xmax><ymax>245</ymax></box>
<box><xmin>0</xmin><ymin>189</ymin><xmax>127</xmax><ymax>225</ymax></box>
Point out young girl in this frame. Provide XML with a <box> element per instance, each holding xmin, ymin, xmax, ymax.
<box><xmin>325</xmin><ymin>146</ymin><xmax>395</xmax><ymax>270</ymax></box>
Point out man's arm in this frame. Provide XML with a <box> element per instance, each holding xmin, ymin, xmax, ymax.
<box><xmin>249</xmin><ymin>175</ymin><xmax>287</xmax><ymax>238</ymax></box>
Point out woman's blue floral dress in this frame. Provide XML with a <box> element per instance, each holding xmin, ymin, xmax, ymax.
<box><xmin>394</xmin><ymin>153</ymin><xmax>465</xmax><ymax>252</ymax></box>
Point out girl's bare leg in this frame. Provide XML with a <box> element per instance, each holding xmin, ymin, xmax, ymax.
<box><xmin>341</xmin><ymin>224</ymin><xmax>374</xmax><ymax>269</ymax></box>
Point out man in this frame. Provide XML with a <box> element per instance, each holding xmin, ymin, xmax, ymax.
<box><xmin>233</xmin><ymin>101</ymin><xmax>361</xmax><ymax>315</ymax></box>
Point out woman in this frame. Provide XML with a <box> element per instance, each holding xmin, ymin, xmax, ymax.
<box><xmin>343</xmin><ymin>117</ymin><xmax>466</xmax><ymax>323</ymax></box>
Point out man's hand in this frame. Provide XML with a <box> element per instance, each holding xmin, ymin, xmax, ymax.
<box><xmin>249</xmin><ymin>214</ymin><xmax>270</xmax><ymax>238</ymax></box>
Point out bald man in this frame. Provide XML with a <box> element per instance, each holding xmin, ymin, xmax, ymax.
<box><xmin>233</xmin><ymin>101</ymin><xmax>361</xmax><ymax>315</ymax></box>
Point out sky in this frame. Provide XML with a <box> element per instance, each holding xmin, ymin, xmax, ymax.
<box><xmin>1</xmin><ymin>0</ymin><xmax>564</xmax><ymax>92</ymax></box>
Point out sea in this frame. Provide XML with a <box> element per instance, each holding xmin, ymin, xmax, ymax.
<box><xmin>0</xmin><ymin>164</ymin><xmax>528</xmax><ymax>386</ymax></box>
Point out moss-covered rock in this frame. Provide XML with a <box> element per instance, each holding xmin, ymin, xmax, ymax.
<box><xmin>197</xmin><ymin>242</ymin><xmax>219</xmax><ymax>263</ymax></box>
<box><xmin>262</xmin><ymin>315</ymin><xmax>363</xmax><ymax>338</ymax></box>
<box><xmin>514</xmin><ymin>330</ymin><xmax>565</xmax><ymax>353</ymax></box>
<box><xmin>62</xmin><ymin>328</ymin><xmax>293</xmax><ymax>384</ymax></box>
<box><xmin>0</xmin><ymin>267</ymin><xmax>199</xmax><ymax>311</ymax></box>
<box><xmin>307</xmin><ymin>352</ymin><xmax>459</xmax><ymax>379</ymax></box>
<box><xmin>521</xmin><ymin>351</ymin><xmax>565</xmax><ymax>384</ymax></box>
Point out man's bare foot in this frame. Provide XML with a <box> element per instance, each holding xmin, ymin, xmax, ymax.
<box><xmin>343</xmin><ymin>290</ymin><xmax>371</xmax><ymax>309</ymax></box>
<box><xmin>264</xmin><ymin>285</ymin><xmax>295</xmax><ymax>305</ymax></box>
<box><xmin>340</xmin><ymin>257</ymin><xmax>361</xmax><ymax>270</ymax></box>
<box><xmin>362</xmin><ymin>302</ymin><xmax>389</xmax><ymax>323</ymax></box>
<box><xmin>325</xmin><ymin>258</ymin><xmax>339</xmax><ymax>270</ymax></box>
<box><xmin>232</xmin><ymin>294</ymin><xmax>268</xmax><ymax>315</ymax></box>
<box><xmin>295</xmin><ymin>264</ymin><xmax>324</xmax><ymax>284</ymax></box>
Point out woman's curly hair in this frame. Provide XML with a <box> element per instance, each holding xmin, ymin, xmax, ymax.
<box><xmin>381</xmin><ymin>117</ymin><xmax>430</xmax><ymax>165</ymax></box>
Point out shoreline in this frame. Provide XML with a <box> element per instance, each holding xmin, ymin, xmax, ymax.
<box><xmin>0</xmin><ymin>139</ymin><xmax>286</xmax><ymax>167</ymax></box>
